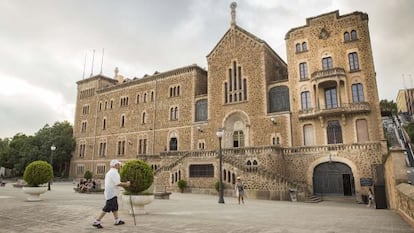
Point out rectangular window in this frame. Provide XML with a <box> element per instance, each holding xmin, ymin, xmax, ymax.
<box><xmin>352</xmin><ymin>83</ymin><xmax>365</xmax><ymax>103</ymax></box>
<box><xmin>76</xmin><ymin>165</ymin><xmax>84</xmax><ymax>176</ymax></box>
<box><xmin>96</xmin><ymin>164</ymin><xmax>106</xmax><ymax>175</ymax></box>
<box><xmin>322</xmin><ymin>57</ymin><xmax>333</xmax><ymax>70</ymax></box>
<box><xmin>299</xmin><ymin>62</ymin><xmax>308</xmax><ymax>80</ymax></box>
<box><xmin>79</xmin><ymin>144</ymin><xmax>86</xmax><ymax>157</ymax></box>
<box><xmin>303</xmin><ymin>124</ymin><xmax>314</xmax><ymax>146</ymax></box>
<box><xmin>99</xmin><ymin>142</ymin><xmax>106</xmax><ymax>157</ymax></box>
<box><xmin>348</xmin><ymin>52</ymin><xmax>359</xmax><ymax>71</ymax></box>
<box><xmin>117</xmin><ymin>140</ymin><xmax>125</xmax><ymax>156</ymax></box>
<box><xmin>189</xmin><ymin>164</ymin><xmax>214</xmax><ymax>177</ymax></box>
<box><xmin>301</xmin><ymin>91</ymin><xmax>311</xmax><ymax>110</ymax></box>
<box><xmin>325</xmin><ymin>88</ymin><xmax>338</xmax><ymax>109</ymax></box>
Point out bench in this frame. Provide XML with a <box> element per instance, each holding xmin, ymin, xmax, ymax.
<box><xmin>154</xmin><ymin>185</ymin><xmax>172</xmax><ymax>199</ymax></box>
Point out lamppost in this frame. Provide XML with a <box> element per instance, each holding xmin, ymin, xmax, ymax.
<box><xmin>48</xmin><ymin>144</ymin><xmax>56</xmax><ymax>191</ymax></box>
<box><xmin>216</xmin><ymin>128</ymin><xmax>225</xmax><ymax>204</ymax></box>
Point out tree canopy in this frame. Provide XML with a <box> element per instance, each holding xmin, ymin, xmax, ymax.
<box><xmin>0</xmin><ymin>121</ymin><xmax>75</xmax><ymax>177</ymax></box>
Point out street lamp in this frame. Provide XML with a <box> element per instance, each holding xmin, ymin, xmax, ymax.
<box><xmin>48</xmin><ymin>144</ymin><xmax>56</xmax><ymax>191</ymax></box>
<box><xmin>216</xmin><ymin>128</ymin><xmax>225</xmax><ymax>204</ymax></box>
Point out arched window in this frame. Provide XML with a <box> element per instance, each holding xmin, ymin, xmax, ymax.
<box><xmin>151</xmin><ymin>91</ymin><xmax>154</xmax><ymax>102</ymax></box>
<box><xmin>302</xmin><ymin>42</ymin><xmax>307</xmax><ymax>51</ymax></box>
<box><xmin>121</xmin><ymin>115</ymin><xmax>125</xmax><ymax>127</ymax></box>
<box><xmin>296</xmin><ymin>43</ymin><xmax>301</xmax><ymax>53</ymax></box>
<box><xmin>136</xmin><ymin>94</ymin><xmax>140</xmax><ymax>104</ymax></box>
<box><xmin>170</xmin><ymin>107</ymin><xmax>174</xmax><ymax>120</ymax></box>
<box><xmin>102</xmin><ymin>118</ymin><xmax>106</xmax><ymax>130</ymax></box>
<box><xmin>351</xmin><ymin>30</ymin><xmax>357</xmax><ymax>40</ymax></box>
<box><xmin>143</xmin><ymin>93</ymin><xmax>147</xmax><ymax>103</ymax></box>
<box><xmin>344</xmin><ymin>32</ymin><xmax>350</xmax><ymax>42</ymax></box>
<box><xmin>268</xmin><ymin>86</ymin><xmax>290</xmax><ymax>113</ymax></box>
<box><xmin>142</xmin><ymin>112</ymin><xmax>146</xmax><ymax>124</ymax></box>
<box><xmin>174</xmin><ymin>107</ymin><xmax>179</xmax><ymax>120</ymax></box>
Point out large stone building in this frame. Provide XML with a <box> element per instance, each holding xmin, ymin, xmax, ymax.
<box><xmin>70</xmin><ymin>3</ymin><xmax>386</xmax><ymax>202</ymax></box>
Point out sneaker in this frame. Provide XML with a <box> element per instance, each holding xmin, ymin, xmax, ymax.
<box><xmin>114</xmin><ymin>220</ymin><xmax>125</xmax><ymax>225</ymax></box>
<box><xmin>92</xmin><ymin>222</ymin><xmax>103</xmax><ymax>229</ymax></box>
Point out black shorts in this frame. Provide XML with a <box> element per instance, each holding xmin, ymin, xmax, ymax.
<box><xmin>102</xmin><ymin>196</ymin><xmax>118</xmax><ymax>213</ymax></box>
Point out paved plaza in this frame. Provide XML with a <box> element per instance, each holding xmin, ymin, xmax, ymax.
<box><xmin>0</xmin><ymin>181</ymin><xmax>413</xmax><ymax>233</ymax></box>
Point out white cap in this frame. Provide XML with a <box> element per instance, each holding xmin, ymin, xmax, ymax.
<box><xmin>110</xmin><ymin>159</ymin><xmax>121</xmax><ymax>167</ymax></box>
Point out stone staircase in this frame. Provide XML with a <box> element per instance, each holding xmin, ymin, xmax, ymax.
<box><xmin>304</xmin><ymin>193</ymin><xmax>322</xmax><ymax>203</ymax></box>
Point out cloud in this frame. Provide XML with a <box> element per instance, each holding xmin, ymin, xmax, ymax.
<box><xmin>0</xmin><ymin>0</ymin><xmax>412</xmax><ymax>137</ymax></box>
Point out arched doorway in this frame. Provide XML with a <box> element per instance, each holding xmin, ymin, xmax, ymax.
<box><xmin>313</xmin><ymin>162</ymin><xmax>354</xmax><ymax>196</ymax></box>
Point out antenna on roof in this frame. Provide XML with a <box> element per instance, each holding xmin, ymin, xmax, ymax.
<box><xmin>90</xmin><ymin>49</ymin><xmax>95</xmax><ymax>77</ymax></box>
<box><xmin>82</xmin><ymin>52</ymin><xmax>87</xmax><ymax>80</ymax></box>
<box><xmin>100</xmin><ymin>48</ymin><xmax>105</xmax><ymax>75</ymax></box>
<box><xmin>403</xmin><ymin>74</ymin><xmax>406</xmax><ymax>89</ymax></box>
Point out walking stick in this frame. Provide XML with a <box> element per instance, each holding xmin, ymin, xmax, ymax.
<box><xmin>129</xmin><ymin>194</ymin><xmax>136</xmax><ymax>226</ymax></box>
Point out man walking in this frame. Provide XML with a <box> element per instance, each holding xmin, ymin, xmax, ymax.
<box><xmin>93</xmin><ymin>159</ymin><xmax>130</xmax><ymax>228</ymax></box>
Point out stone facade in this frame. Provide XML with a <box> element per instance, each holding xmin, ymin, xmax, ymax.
<box><xmin>70</xmin><ymin>5</ymin><xmax>386</xmax><ymax>202</ymax></box>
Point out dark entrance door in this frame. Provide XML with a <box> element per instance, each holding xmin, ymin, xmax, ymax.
<box><xmin>342</xmin><ymin>174</ymin><xmax>352</xmax><ymax>196</ymax></box>
<box><xmin>313</xmin><ymin>162</ymin><xmax>354</xmax><ymax>195</ymax></box>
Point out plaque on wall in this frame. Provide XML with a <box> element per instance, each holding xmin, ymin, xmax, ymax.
<box><xmin>360</xmin><ymin>178</ymin><xmax>373</xmax><ymax>186</ymax></box>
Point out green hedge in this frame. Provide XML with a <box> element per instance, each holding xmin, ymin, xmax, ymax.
<box><xmin>23</xmin><ymin>160</ymin><xmax>53</xmax><ymax>187</ymax></box>
<box><xmin>120</xmin><ymin>160</ymin><xmax>153</xmax><ymax>194</ymax></box>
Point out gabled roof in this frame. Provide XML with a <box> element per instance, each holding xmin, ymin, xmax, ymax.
<box><xmin>206</xmin><ymin>25</ymin><xmax>286</xmax><ymax>66</ymax></box>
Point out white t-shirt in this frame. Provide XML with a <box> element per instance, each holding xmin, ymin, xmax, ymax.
<box><xmin>104</xmin><ymin>168</ymin><xmax>121</xmax><ymax>200</ymax></box>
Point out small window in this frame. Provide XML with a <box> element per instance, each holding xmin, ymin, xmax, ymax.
<box><xmin>296</xmin><ymin>43</ymin><xmax>301</xmax><ymax>53</ymax></box>
<box><xmin>344</xmin><ymin>32</ymin><xmax>350</xmax><ymax>42</ymax></box>
<box><xmin>351</xmin><ymin>30</ymin><xmax>357</xmax><ymax>40</ymax></box>
<box><xmin>302</xmin><ymin>42</ymin><xmax>307</xmax><ymax>51</ymax></box>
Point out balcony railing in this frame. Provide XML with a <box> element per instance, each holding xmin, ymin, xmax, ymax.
<box><xmin>311</xmin><ymin>67</ymin><xmax>346</xmax><ymax>81</ymax></box>
<box><xmin>298</xmin><ymin>102</ymin><xmax>371</xmax><ymax>119</ymax></box>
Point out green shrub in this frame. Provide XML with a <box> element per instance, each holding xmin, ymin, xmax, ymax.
<box><xmin>83</xmin><ymin>170</ymin><xmax>93</xmax><ymax>180</ymax></box>
<box><xmin>23</xmin><ymin>160</ymin><xmax>53</xmax><ymax>187</ymax></box>
<box><xmin>120</xmin><ymin>160</ymin><xmax>153</xmax><ymax>195</ymax></box>
<box><xmin>177</xmin><ymin>179</ymin><xmax>187</xmax><ymax>192</ymax></box>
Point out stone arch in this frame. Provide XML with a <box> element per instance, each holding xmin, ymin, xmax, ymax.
<box><xmin>307</xmin><ymin>156</ymin><xmax>361</xmax><ymax>198</ymax></box>
<box><xmin>168</xmin><ymin>131</ymin><xmax>179</xmax><ymax>151</ymax></box>
<box><xmin>222</xmin><ymin>110</ymin><xmax>250</xmax><ymax>148</ymax></box>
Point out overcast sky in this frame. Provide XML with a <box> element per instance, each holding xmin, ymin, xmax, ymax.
<box><xmin>0</xmin><ymin>0</ymin><xmax>413</xmax><ymax>138</ymax></box>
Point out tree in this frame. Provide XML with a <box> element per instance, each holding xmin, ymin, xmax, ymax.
<box><xmin>35</xmin><ymin>121</ymin><xmax>75</xmax><ymax>177</ymax></box>
<box><xmin>380</xmin><ymin>99</ymin><xmax>397</xmax><ymax>116</ymax></box>
<box><xmin>0</xmin><ymin>121</ymin><xmax>75</xmax><ymax>178</ymax></box>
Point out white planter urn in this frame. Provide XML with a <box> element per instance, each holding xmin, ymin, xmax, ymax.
<box><xmin>22</xmin><ymin>186</ymin><xmax>48</xmax><ymax>201</ymax></box>
<box><xmin>122</xmin><ymin>194</ymin><xmax>154</xmax><ymax>215</ymax></box>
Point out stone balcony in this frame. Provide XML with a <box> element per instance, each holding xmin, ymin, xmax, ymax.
<box><xmin>298</xmin><ymin>102</ymin><xmax>371</xmax><ymax>120</ymax></box>
<box><xmin>311</xmin><ymin>67</ymin><xmax>346</xmax><ymax>82</ymax></box>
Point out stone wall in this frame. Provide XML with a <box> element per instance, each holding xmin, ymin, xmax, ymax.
<box><xmin>384</xmin><ymin>148</ymin><xmax>413</xmax><ymax>227</ymax></box>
